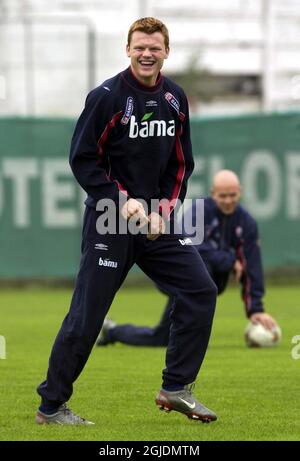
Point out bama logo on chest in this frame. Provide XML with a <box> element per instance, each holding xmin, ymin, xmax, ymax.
<box><xmin>128</xmin><ymin>114</ymin><xmax>175</xmax><ymax>138</ymax></box>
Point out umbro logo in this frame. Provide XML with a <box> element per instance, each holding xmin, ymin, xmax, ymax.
<box><xmin>146</xmin><ymin>100</ymin><xmax>158</xmax><ymax>107</ymax></box>
<box><xmin>95</xmin><ymin>243</ymin><xmax>108</xmax><ymax>251</ymax></box>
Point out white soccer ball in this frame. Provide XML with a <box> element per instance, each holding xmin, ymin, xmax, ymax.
<box><xmin>244</xmin><ymin>322</ymin><xmax>282</xmax><ymax>347</ymax></box>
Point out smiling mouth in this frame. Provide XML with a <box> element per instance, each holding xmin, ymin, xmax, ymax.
<box><xmin>139</xmin><ymin>61</ymin><xmax>155</xmax><ymax>68</ymax></box>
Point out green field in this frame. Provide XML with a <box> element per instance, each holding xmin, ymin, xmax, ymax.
<box><xmin>0</xmin><ymin>284</ymin><xmax>299</xmax><ymax>441</ymax></box>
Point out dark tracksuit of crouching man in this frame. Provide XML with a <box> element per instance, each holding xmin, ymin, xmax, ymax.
<box><xmin>100</xmin><ymin>196</ymin><xmax>266</xmax><ymax>347</ymax></box>
<box><xmin>35</xmin><ymin>18</ymin><xmax>218</xmax><ymax>425</ymax></box>
<box><xmin>96</xmin><ymin>170</ymin><xmax>278</xmax><ymax>349</ymax></box>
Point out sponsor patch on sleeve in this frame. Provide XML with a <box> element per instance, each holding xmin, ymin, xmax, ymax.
<box><xmin>121</xmin><ymin>96</ymin><xmax>134</xmax><ymax>125</ymax></box>
<box><xmin>164</xmin><ymin>92</ymin><xmax>180</xmax><ymax>114</ymax></box>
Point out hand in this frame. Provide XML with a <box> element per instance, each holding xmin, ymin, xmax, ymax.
<box><xmin>250</xmin><ymin>312</ymin><xmax>278</xmax><ymax>331</ymax></box>
<box><xmin>233</xmin><ymin>259</ymin><xmax>243</xmax><ymax>282</ymax></box>
<box><xmin>147</xmin><ymin>212</ymin><xmax>166</xmax><ymax>241</ymax></box>
<box><xmin>121</xmin><ymin>198</ymin><xmax>149</xmax><ymax>227</ymax></box>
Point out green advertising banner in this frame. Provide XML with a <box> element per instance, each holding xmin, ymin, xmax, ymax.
<box><xmin>0</xmin><ymin>118</ymin><xmax>83</xmax><ymax>278</ymax></box>
<box><xmin>0</xmin><ymin>113</ymin><xmax>300</xmax><ymax>278</ymax></box>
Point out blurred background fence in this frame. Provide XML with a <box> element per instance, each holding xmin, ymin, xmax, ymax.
<box><xmin>2</xmin><ymin>0</ymin><xmax>300</xmax><ymax>117</ymax></box>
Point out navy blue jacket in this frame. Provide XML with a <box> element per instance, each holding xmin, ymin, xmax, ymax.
<box><xmin>69</xmin><ymin>67</ymin><xmax>194</xmax><ymax>219</ymax></box>
<box><xmin>186</xmin><ymin>197</ymin><xmax>265</xmax><ymax>316</ymax></box>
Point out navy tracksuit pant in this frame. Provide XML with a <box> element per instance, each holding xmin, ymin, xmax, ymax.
<box><xmin>37</xmin><ymin>207</ymin><xmax>217</xmax><ymax>406</ymax></box>
<box><xmin>107</xmin><ymin>267</ymin><xmax>229</xmax><ymax>347</ymax></box>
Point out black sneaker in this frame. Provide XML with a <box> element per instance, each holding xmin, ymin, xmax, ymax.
<box><xmin>155</xmin><ymin>383</ymin><xmax>217</xmax><ymax>423</ymax></box>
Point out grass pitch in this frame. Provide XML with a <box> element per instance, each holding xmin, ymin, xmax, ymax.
<box><xmin>0</xmin><ymin>284</ymin><xmax>299</xmax><ymax>441</ymax></box>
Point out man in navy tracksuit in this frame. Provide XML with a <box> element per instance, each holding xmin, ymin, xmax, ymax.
<box><xmin>35</xmin><ymin>18</ymin><xmax>217</xmax><ymax>425</ymax></box>
<box><xmin>97</xmin><ymin>170</ymin><xmax>278</xmax><ymax>347</ymax></box>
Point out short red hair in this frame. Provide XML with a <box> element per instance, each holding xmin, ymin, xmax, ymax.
<box><xmin>127</xmin><ymin>17</ymin><xmax>169</xmax><ymax>49</ymax></box>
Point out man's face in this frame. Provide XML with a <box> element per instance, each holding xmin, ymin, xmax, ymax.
<box><xmin>211</xmin><ymin>184</ymin><xmax>241</xmax><ymax>215</ymax></box>
<box><xmin>126</xmin><ymin>31</ymin><xmax>169</xmax><ymax>86</ymax></box>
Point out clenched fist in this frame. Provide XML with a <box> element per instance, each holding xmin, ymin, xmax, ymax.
<box><xmin>147</xmin><ymin>212</ymin><xmax>166</xmax><ymax>241</ymax></box>
<box><xmin>121</xmin><ymin>198</ymin><xmax>149</xmax><ymax>227</ymax></box>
